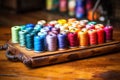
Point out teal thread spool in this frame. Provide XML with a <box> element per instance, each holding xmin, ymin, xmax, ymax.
<box><xmin>25</xmin><ymin>33</ymin><xmax>34</xmax><ymax>50</ymax></box>
<box><xmin>11</xmin><ymin>26</ymin><xmax>21</xmax><ymax>43</ymax></box>
<box><xmin>34</xmin><ymin>24</ymin><xmax>43</xmax><ymax>32</ymax></box>
<box><xmin>20</xmin><ymin>25</ymin><xmax>26</xmax><ymax>30</ymax></box>
<box><xmin>19</xmin><ymin>30</ymin><xmax>27</xmax><ymax>47</ymax></box>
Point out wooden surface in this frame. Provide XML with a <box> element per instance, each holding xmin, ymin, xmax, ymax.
<box><xmin>0</xmin><ymin>26</ymin><xmax>120</xmax><ymax>80</ymax></box>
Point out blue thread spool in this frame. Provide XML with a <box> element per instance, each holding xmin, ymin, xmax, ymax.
<box><xmin>75</xmin><ymin>0</ymin><xmax>85</xmax><ymax>19</ymax></box>
<box><xmin>25</xmin><ymin>33</ymin><xmax>34</xmax><ymax>50</ymax></box>
<box><xmin>34</xmin><ymin>24</ymin><xmax>43</xmax><ymax>31</ymax></box>
<box><xmin>38</xmin><ymin>31</ymin><xmax>47</xmax><ymax>50</ymax></box>
<box><xmin>57</xmin><ymin>33</ymin><xmax>68</xmax><ymax>50</ymax></box>
<box><xmin>25</xmin><ymin>23</ymin><xmax>35</xmax><ymax>32</ymax></box>
<box><xmin>34</xmin><ymin>36</ymin><xmax>45</xmax><ymax>52</ymax></box>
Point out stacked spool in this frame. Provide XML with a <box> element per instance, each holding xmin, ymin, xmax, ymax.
<box><xmin>11</xmin><ymin>18</ymin><xmax>113</xmax><ymax>53</ymax></box>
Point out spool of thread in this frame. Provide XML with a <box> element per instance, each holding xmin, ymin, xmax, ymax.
<box><xmin>25</xmin><ymin>33</ymin><xmax>34</xmax><ymax>50</ymax></box>
<box><xmin>96</xmin><ymin>28</ymin><xmax>105</xmax><ymax>44</ymax></box>
<box><xmin>51</xmin><ymin>27</ymin><xmax>60</xmax><ymax>34</ymax></box>
<box><xmin>79</xmin><ymin>20</ymin><xmax>88</xmax><ymax>27</ymax></box>
<box><xmin>46</xmin><ymin>0</ymin><xmax>53</xmax><ymax>11</ymax></box>
<box><xmin>58</xmin><ymin>33</ymin><xmax>68</xmax><ymax>50</ymax></box>
<box><xmin>20</xmin><ymin>25</ymin><xmax>26</xmax><ymax>30</ymax></box>
<box><xmin>104</xmin><ymin>26</ymin><xmax>113</xmax><ymax>42</ymax></box>
<box><xmin>57</xmin><ymin>19</ymin><xmax>67</xmax><ymax>25</ymax></box>
<box><xmin>86</xmin><ymin>23</ymin><xmax>95</xmax><ymax>29</ymax></box>
<box><xmin>34</xmin><ymin>24</ymin><xmax>43</xmax><ymax>31</ymax></box>
<box><xmin>48</xmin><ymin>20</ymin><xmax>58</xmax><ymax>26</ymax></box>
<box><xmin>40</xmin><ymin>27</ymin><xmax>50</xmax><ymax>33</ymax></box>
<box><xmin>68</xmin><ymin>18</ymin><xmax>76</xmax><ymax>24</ymax></box>
<box><xmin>11</xmin><ymin>26</ymin><xmax>21</xmax><ymax>43</ymax></box>
<box><xmin>37</xmin><ymin>20</ymin><xmax>46</xmax><ymax>25</ymax></box>
<box><xmin>19</xmin><ymin>30</ymin><xmax>27</xmax><ymax>47</ymax></box>
<box><xmin>38</xmin><ymin>31</ymin><xmax>47</xmax><ymax>50</ymax></box>
<box><xmin>68</xmin><ymin>0</ymin><xmax>76</xmax><ymax>16</ymax></box>
<box><xmin>59</xmin><ymin>0</ymin><xmax>67</xmax><ymax>12</ymax></box>
<box><xmin>78</xmin><ymin>30</ymin><xmax>89</xmax><ymax>47</ymax></box>
<box><xmin>46</xmin><ymin>34</ymin><xmax>57</xmax><ymax>51</ymax></box>
<box><xmin>68</xmin><ymin>32</ymin><xmax>79</xmax><ymax>48</ymax></box>
<box><xmin>88</xmin><ymin>29</ymin><xmax>97</xmax><ymax>45</ymax></box>
<box><xmin>95</xmin><ymin>24</ymin><xmax>104</xmax><ymax>29</ymax></box>
<box><xmin>75</xmin><ymin>0</ymin><xmax>85</xmax><ymax>19</ymax></box>
<box><xmin>25</xmin><ymin>23</ymin><xmax>34</xmax><ymax>32</ymax></box>
<box><xmin>88</xmin><ymin>21</ymin><xmax>97</xmax><ymax>25</ymax></box>
<box><xmin>34</xmin><ymin>36</ymin><xmax>45</xmax><ymax>52</ymax></box>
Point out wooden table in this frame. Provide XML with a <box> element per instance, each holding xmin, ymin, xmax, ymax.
<box><xmin>0</xmin><ymin>26</ymin><xmax>120</xmax><ymax>80</ymax></box>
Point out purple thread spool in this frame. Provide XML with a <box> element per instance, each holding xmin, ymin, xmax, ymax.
<box><xmin>104</xmin><ymin>26</ymin><xmax>113</xmax><ymax>42</ymax></box>
<box><xmin>46</xmin><ymin>34</ymin><xmax>57</xmax><ymax>51</ymax></box>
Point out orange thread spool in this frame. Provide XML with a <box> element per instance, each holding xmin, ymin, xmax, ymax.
<box><xmin>78</xmin><ymin>30</ymin><xmax>89</xmax><ymax>47</ymax></box>
<box><xmin>68</xmin><ymin>18</ymin><xmax>76</xmax><ymax>24</ymax></box>
<box><xmin>88</xmin><ymin>29</ymin><xmax>97</xmax><ymax>45</ymax></box>
<box><xmin>87</xmin><ymin>10</ymin><xmax>99</xmax><ymax>20</ymax></box>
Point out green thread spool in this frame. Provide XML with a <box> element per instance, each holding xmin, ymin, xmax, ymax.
<box><xmin>19</xmin><ymin>30</ymin><xmax>27</xmax><ymax>47</ymax></box>
<box><xmin>11</xmin><ymin>26</ymin><xmax>21</xmax><ymax>43</ymax></box>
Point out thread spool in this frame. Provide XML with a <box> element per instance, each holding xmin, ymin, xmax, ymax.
<box><xmin>75</xmin><ymin>0</ymin><xmax>85</xmax><ymax>19</ymax></box>
<box><xmin>78</xmin><ymin>30</ymin><xmax>89</xmax><ymax>47</ymax></box>
<box><xmin>19</xmin><ymin>30</ymin><xmax>27</xmax><ymax>47</ymax></box>
<box><xmin>57</xmin><ymin>19</ymin><xmax>67</xmax><ymax>25</ymax></box>
<box><xmin>96</xmin><ymin>28</ymin><xmax>105</xmax><ymax>44</ymax></box>
<box><xmin>68</xmin><ymin>18</ymin><xmax>76</xmax><ymax>24</ymax></box>
<box><xmin>40</xmin><ymin>27</ymin><xmax>50</xmax><ymax>33</ymax></box>
<box><xmin>25</xmin><ymin>23</ymin><xmax>34</xmax><ymax>32</ymax></box>
<box><xmin>59</xmin><ymin>0</ymin><xmax>67</xmax><ymax>12</ymax></box>
<box><xmin>20</xmin><ymin>25</ymin><xmax>26</xmax><ymax>30</ymax></box>
<box><xmin>86</xmin><ymin>23</ymin><xmax>95</xmax><ymax>29</ymax></box>
<box><xmin>34</xmin><ymin>36</ymin><xmax>45</xmax><ymax>52</ymax></box>
<box><xmin>104</xmin><ymin>26</ymin><xmax>113</xmax><ymax>42</ymax></box>
<box><xmin>38</xmin><ymin>31</ymin><xmax>47</xmax><ymax>50</ymax></box>
<box><xmin>58</xmin><ymin>33</ymin><xmax>68</xmax><ymax>50</ymax></box>
<box><xmin>79</xmin><ymin>20</ymin><xmax>88</xmax><ymax>27</ymax></box>
<box><xmin>11</xmin><ymin>26</ymin><xmax>21</xmax><ymax>43</ymax></box>
<box><xmin>95</xmin><ymin>24</ymin><xmax>104</xmax><ymax>29</ymax></box>
<box><xmin>37</xmin><ymin>20</ymin><xmax>46</xmax><ymax>25</ymax></box>
<box><xmin>68</xmin><ymin>0</ymin><xmax>76</xmax><ymax>16</ymax></box>
<box><xmin>68</xmin><ymin>32</ymin><xmax>79</xmax><ymax>48</ymax></box>
<box><xmin>88</xmin><ymin>29</ymin><xmax>97</xmax><ymax>45</ymax></box>
<box><xmin>48</xmin><ymin>20</ymin><xmax>58</xmax><ymax>26</ymax></box>
<box><xmin>88</xmin><ymin>21</ymin><xmax>97</xmax><ymax>25</ymax></box>
<box><xmin>25</xmin><ymin>33</ymin><xmax>34</xmax><ymax>50</ymax></box>
<box><xmin>51</xmin><ymin>27</ymin><xmax>60</xmax><ymax>34</ymax></box>
<box><xmin>46</xmin><ymin>34</ymin><xmax>57</xmax><ymax>51</ymax></box>
<box><xmin>34</xmin><ymin>24</ymin><xmax>43</xmax><ymax>31</ymax></box>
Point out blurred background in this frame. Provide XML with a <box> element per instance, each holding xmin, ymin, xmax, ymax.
<box><xmin>0</xmin><ymin>0</ymin><xmax>120</xmax><ymax>26</ymax></box>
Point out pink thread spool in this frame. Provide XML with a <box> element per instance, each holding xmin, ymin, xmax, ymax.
<box><xmin>86</xmin><ymin>24</ymin><xmax>95</xmax><ymax>29</ymax></box>
<box><xmin>104</xmin><ymin>25</ymin><xmax>113</xmax><ymax>42</ymax></box>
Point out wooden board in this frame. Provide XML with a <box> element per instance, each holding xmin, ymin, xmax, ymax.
<box><xmin>7</xmin><ymin>41</ymin><xmax>120</xmax><ymax>68</ymax></box>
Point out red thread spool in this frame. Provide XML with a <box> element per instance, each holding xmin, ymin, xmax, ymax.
<box><xmin>68</xmin><ymin>32</ymin><xmax>79</xmax><ymax>48</ymax></box>
<box><xmin>78</xmin><ymin>30</ymin><xmax>89</xmax><ymax>47</ymax></box>
<box><xmin>95</xmin><ymin>24</ymin><xmax>104</xmax><ymax>29</ymax></box>
<box><xmin>96</xmin><ymin>28</ymin><xmax>105</xmax><ymax>44</ymax></box>
<box><xmin>88</xmin><ymin>29</ymin><xmax>97</xmax><ymax>45</ymax></box>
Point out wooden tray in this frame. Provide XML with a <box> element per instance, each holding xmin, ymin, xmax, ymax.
<box><xmin>7</xmin><ymin>41</ymin><xmax>120</xmax><ymax>68</ymax></box>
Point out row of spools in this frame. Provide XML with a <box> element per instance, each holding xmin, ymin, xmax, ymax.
<box><xmin>11</xmin><ymin>18</ymin><xmax>113</xmax><ymax>53</ymax></box>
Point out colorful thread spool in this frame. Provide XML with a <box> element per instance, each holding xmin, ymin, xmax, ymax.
<box><xmin>95</xmin><ymin>24</ymin><xmax>104</xmax><ymax>29</ymax></box>
<box><xmin>57</xmin><ymin>33</ymin><xmax>68</xmax><ymax>50</ymax></box>
<box><xmin>37</xmin><ymin>20</ymin><xmax>46</xmax><ymax>25</ymax></box>
<box><xmin>34</xmin><ymin>36</ymin><xmax>45</xmax><ymax>52</ymax></box>
<box><xmin>25</xmin><ymin>33</ymin><xmax>34</xmax><ymax>50</ymax></box>
<box><xmin>20</xmin><ymin>25</ymin><xmax>26</xmax><ymax>30</ymax></box>
<box><xmin>11</xmin><ymin>26</ymin><xmax>21</xmax><ymax>43</ymax></box>
<box><xmin>34</xmin><ymin>24</ymin><xmax>43</xmax><ymax>31</ymax></box>
<box><xmin>68</xmin><ymin>32</ymin><xmax>79</xmax><ymax>48</ymax></box>
<box><xmin>96</xmin><ymin>28</ymin><xmax>105</xmax><ymax>44</ymax></box>
<box><xmin>46</xmin><ymin>34</ymin><xmax>57</xmax><ymax>51</ymax></box>
<box><xmin>88</xmin><ymin>29</ymin><xmax>97</xmax><ymax>45</ymax></box>
<box><xmin>59</xmin><ymin>0</ymin><xmax>67</xmax><ymax>12</ymax></box>
<box><xmin>25</xmin><ymin>23</ymin><xmax>34</xmax><ymax>32</ymax></box>
<box><xmin>57</xmin><ymin>19</ymin><xmax>67</xmax><ymax>25</ymax></box>
<box><xmin>78</xmin><ymin>30</ymin><xmax>89</xmax><ymax>47</ymax></box>
<box><xmin>104</xmin><ymin>26</ymin><xmax>113</xmax><ymax>42</ymax></box>
<box><xmin>86</xmin><ymin>23</ymin><xmax>95</xmax><ymax>29</ymax></box>
<box><xmin>19</xmin><ymin>30</ymin><xmax>27</xmax><ymax>47</ymax></box>
<box><xmin>68</xmin><ymin>0</ymin><xmax>76</xmax><ymax>16</ymax></box>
